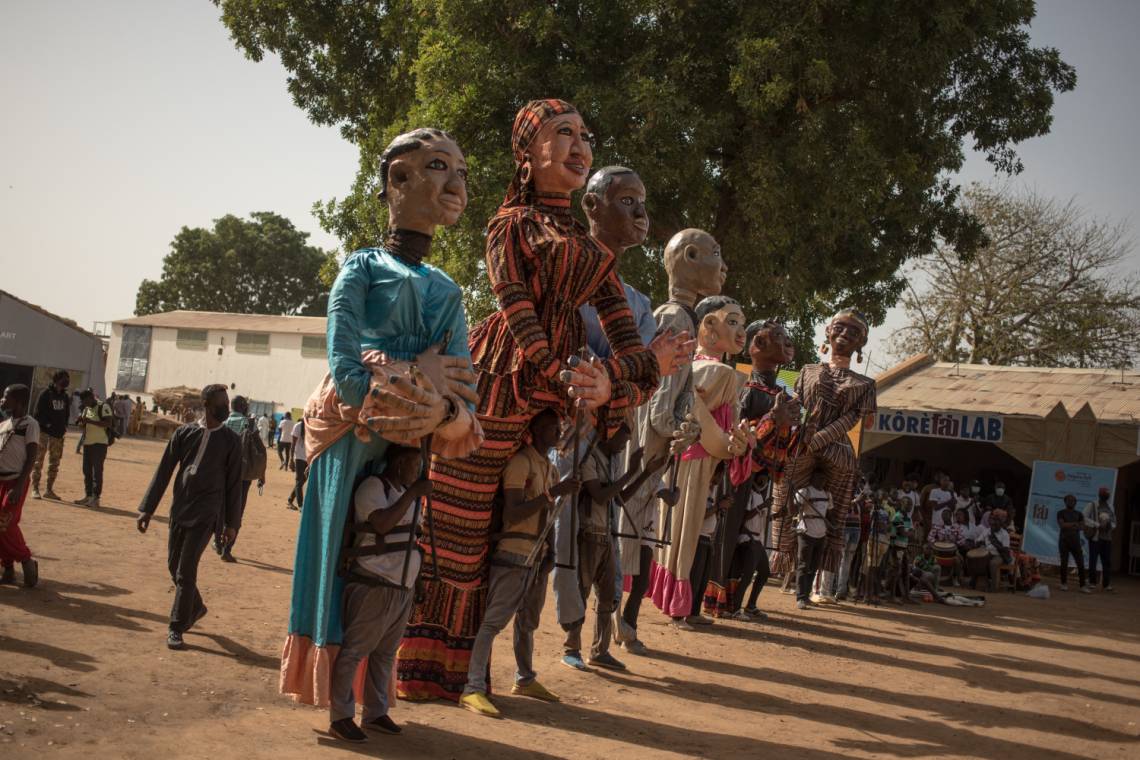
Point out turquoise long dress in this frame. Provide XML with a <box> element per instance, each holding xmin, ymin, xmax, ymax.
<box><xmin>285</xmin><ymin>246</ymin><xmax>471</xmax><ymax>659</ymax></box>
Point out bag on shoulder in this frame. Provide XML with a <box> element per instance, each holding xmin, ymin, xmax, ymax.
<box><xmin>239</xmin><ymin>416</ymin><xmax>267</xmax><ymax>481</ymax></box>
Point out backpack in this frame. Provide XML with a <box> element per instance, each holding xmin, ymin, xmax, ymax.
<box><xmin>239</xmin><ymin>415</ymin><xmax>267</xmax><ymax>482</ymax></box>
<box><xmin>97</xmin><ymin>402</ymin><xmax>118</xmax><ymax>447</ymax></box>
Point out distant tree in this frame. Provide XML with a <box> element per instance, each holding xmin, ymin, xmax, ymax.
<box><xmin>215</xmin><ymin>0</ymin><xmax>1075</xmax><ymax>351</ymax></box>
<box><xmin>135</xmin><ymin>212</ymin><xmax>328</xmax><ymax>317</ymax></box>
<box><xmin>890</xmin><ymin>186</ymin><xmax>1140</xmax><ymax>368</ymax></box>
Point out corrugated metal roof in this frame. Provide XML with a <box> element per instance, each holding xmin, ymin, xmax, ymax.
<box><xmin>1</xmin><ymin>289</ymin><xmax>99</xmax><ymax>338</ymax></box>
<box><xmin>877</xmin><ymin>355</ymin><xmax>1140</xmax><ymax>423</ymax></box>
<box><xmin>115</xmin><ymin>310</ymin><xmax>327</xmax><ymax>335</ymax></box>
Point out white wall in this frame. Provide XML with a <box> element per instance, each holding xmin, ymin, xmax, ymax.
<box><xmin>106</xmin><ymin>324</ymin><xmax>329</xmax><ymax>413</ymax></box>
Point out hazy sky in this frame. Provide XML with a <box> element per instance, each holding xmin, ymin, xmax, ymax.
<box><xmin>3</xmin><ymin>1</ymin><xmax>1138</xmax><ymax>373</ymax></box>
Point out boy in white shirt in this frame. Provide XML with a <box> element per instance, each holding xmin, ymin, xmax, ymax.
<box><xmin>328</xmin><ymin>445</ymin><xmax>430</xmax><ymax>743</ymax></box>
<box><xmin>0</xmin><ymin>385</ymin><xmax>41</xmax><ymax>587</ymax></box>
<box><xmin>794</xmin><ymin>468</ymin><xmax>832</xmax><ymax>610</ymax></box>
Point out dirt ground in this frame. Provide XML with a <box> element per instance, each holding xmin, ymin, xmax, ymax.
<box><xmin>2</xmin><ymin>435</ymin><xmax>1138</xmax><ymax>759</ymax></box>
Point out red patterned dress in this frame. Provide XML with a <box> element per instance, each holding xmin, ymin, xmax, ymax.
<box><xmin>396</xmin><ymin>190</ymin><xmax>659</xmax><ymax>701</ymax></box>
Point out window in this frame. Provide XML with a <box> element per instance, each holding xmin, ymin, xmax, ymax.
<box><xmin>116</xmin><ymin>326</ymin><xmax>151</xmax><ymax>391</ymax></box>
<box><xmin>236</xmin><ymin>332</ymin><xmax>270</xmax><ymax>354</ymax></box>
<box><xmin>301</xmin><ymin>335</ymin><xmax>327</xmax><ymax>358</ymax></box>
<box><xmin>176</xmin><ymin>329</ymin><xmax>208</xmax><ymax>350</ymax></box>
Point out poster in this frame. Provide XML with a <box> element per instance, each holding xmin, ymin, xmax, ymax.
<box><xmin>1021</xmin><ymin>460</ymin><xmax>1117</xmax><ymax>565</ymax></box>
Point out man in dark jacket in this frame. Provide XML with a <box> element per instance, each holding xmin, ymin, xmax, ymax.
<box><xmin>31</xmin><ymin>370</ymin><xmax>70</xmax><ymax>500</ymax></box>
<box><xmin>136</xmin><ymin>384</ymin><xmax>243</xmax><ymax>650</ymax></box>
<box><xmin>215</xmin><ymin>395</ymin><xmax>266</xmax><ymax>562</ymax></box>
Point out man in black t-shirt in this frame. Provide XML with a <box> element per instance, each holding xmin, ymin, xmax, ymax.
<box><xmin>1056</xmin><ymin>494</ymin><xmax>1089</xmax><ymax>592</ymax></box>
<box><xmin>31</xmin><ymin>371</ymin><xmax>70</xmax><ymax>500</ymax></box>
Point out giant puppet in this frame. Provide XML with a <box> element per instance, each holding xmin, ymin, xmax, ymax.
<box><xmin>648</xmin><ymin>295</ymin><xmax>752</xmax><ymax>625</ymax></box>
<box><xmin>615</xmin><ymin>228</ymin><xmax>723</xmax><ymax>650</ymax></box>
<box><xmin>703</xmin><ymin>319</ymin><xmax>798</xmax><ymax>618</ymax></box>
<box><xmin>396</xmin><ymin>99</ymin><xmax>689</xmax><ymax>701</ymax></box>
<box><xmin>281</xmin><ymin>128</ymin><xmax>484</xmax><ymax>706</ymax></box>
<box><xmin>768</xmin><ymin>309</ymin><xmax>876</xmax><ymax>586</ymax></box>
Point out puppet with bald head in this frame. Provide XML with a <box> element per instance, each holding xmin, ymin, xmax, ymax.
<box><xmin>615</xmin><ymin>228</ymin><xmax>727</xmax><ymax>652</ymax></box>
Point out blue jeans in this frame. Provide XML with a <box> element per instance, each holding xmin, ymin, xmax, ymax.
<box><xmin>1087</xmin><ymin>538</ymin><xmax>1112</xmax><ymax>588</ymax></box>
<box><xmin>834</xmin><ymin>526</ymin><xmax>862</xmax><ymax>597</ymax></box>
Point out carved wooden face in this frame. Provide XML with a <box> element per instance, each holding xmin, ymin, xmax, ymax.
<box><xmin>386</xmin><ymin>135</ymin><xmax>469</xmax><ymax>233</ymax></box>
<box><xmin>826</xmin><ymin>315</ymin><xmax>867</xmax><ymax>359</ymax></box>
<box><xmin>585</xmin><ymin>172</ymin><xmax>648</xmax><ymax>251</ymax></box>
<box><xmin>667</xmin><ymin>229</ymin><xmax>727</xmax><ymax>298</ymax></box>
<box><xmin>750</xmin><ymin>323</ymin><xmax>795</xmax><ymax>367</ymax></box>
<box><xmin>698</xmin><ymin>304</ymin><xmax>747</xmax><ymax>357</ymax></box>
<box><xmin>529</xmin><ymin>112</ymin><xmax>594</xmax><ymax>194</ymax></box>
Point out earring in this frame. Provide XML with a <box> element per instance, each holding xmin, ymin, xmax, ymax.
<box><xmin>856</xmin><ymin>350</ymin><xmax>863</xmax><ymax>363</ymax></box>
<box><xmin>519</xmin><ymin>159</ymin><xmax>532</xmax><ymax>185</ymax></box>
<box><xmin>820</xmin><ymin>343</ymin><xmax>829</xmax><ymax>355</ymax></box>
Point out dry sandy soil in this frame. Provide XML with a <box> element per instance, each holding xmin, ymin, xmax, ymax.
<box><xmin>2</xmin><ymin>435</ymin><xmax>1139</xmax><ymax>759</ymax></box>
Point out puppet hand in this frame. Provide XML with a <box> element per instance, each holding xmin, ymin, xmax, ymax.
<box><xmin>727</xmin><ymin>420</ymin><xmax>750</xmax><ymax>456</ymax></box>
<box><xmin>770</xmin><ymin>393</ymin><xmax>800</xmax><ymax>428</ymax></box>
<box><xmin>415</xmin><ymin>341</ymin><xmax>479</xmax><ymax>406</ymax></box>
<box><xmin>364</xmin><ymin>367</ymin><xmax>447</xmax><ymax>439</ymax></box>
<box><xmin>649</xmin><ymin>329</ymin><xmax>696</xmax><ymax>377</ymax></box>
<box><xmin>560</xmin><ymin>356</ymin><xmax>612</xmax><ymax>411</ymax></box>
<box><xmin>669</xmin><ymin>414</ymin><xmax>700</xmax><ymax>455</ymax></box>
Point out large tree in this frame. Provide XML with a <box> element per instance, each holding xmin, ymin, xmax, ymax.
<box><xmin>890</xmin><ymin>185</ymin><xmax>1140</xmax><ymax>368</ymax></box>
<box><xmin>135</xmin><ymin>211</ymin><xmax>330</xmax><ymax>316</ymax></box>
<box><xmin>215</xmin><ymin>0</ymin><xmax>1074</xmax><ymax>355</ymax></box>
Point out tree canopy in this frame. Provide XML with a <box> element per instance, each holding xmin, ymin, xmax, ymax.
<box><xmin>135</xmin><ymin>211</ymin><xmax>330</xmax><ymax>317</ymax></box>
<box><xmin>890</xmin><ymin>186</ymin><xmax>1140</xmax><ymax>368</ymax></box>
<box><xmin>215</xmin><ymin>0</ymin><xmax>1074</xmax><ymax>356</ymax></box>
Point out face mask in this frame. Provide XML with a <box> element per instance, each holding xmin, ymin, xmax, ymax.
<box><xmin>995</xmin><ymin>488</ymin><xmax>1005</xmax><ymax>496</ymax></box>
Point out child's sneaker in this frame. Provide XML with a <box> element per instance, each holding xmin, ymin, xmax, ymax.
<box><xmin>329</xmin><ymin>717</ymin><xmax>367</xmax><ymax>742</ymax></box>
<box><xmin>32</xmin><ymin>487</ymin><xmax>41</xmax><ymax>499</ymax></box>
<box><xmin>460</xmin><ymin>691</ymin><xmax>501</xmax><ymax>718</ymax></box>
<box><xmin>43</xmin><ymin>490</ymin><xmax>61</xmax><ymax>501</ymax></box>
<box><xmin>0</xmin><ymin>565</ymin><xmax>15</xmax><ymax>585</ymax></box>
<box><xmin>561</xmin><ymin>652</ymin><xmax>590</xmax><ymax>671</ymax></box>
<box><xmin>796</xmin><ymin>599</ymin><xmax>809</xmax><ymax>610</ymax></box>
<box><xmin>511</xmin><ymin>680</ymin><xmax>560</xmax><ymax>702</ymax></box>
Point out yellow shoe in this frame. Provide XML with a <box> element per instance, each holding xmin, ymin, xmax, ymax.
<box><xmin>511</xmin><ymin>680</ymin><xmax>561</xmax><ymax>702</ymax></box>
<box><xmin>460</xmin><ymin>691</ymin><xmax>501</xmax><ymax>718</ymax></box>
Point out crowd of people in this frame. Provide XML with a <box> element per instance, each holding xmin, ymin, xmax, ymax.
<box><xmin>0</xmin><ymin>98</ymin><xmax>1122</xmax><ymax>748</ymax></box>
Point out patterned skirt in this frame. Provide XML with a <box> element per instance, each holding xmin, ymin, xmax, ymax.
<box><xmin>395</xmin><ymin>412</ymin><xmax>529</xmax><ymax>701</ymax></box>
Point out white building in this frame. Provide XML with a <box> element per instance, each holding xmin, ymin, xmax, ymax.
<box><xmin>104</xmin><ymin>311</ymin><xmax>330</xmax><ymax>415</ymax></box>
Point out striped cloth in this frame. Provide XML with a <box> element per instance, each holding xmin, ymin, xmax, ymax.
<box><xmin>395</xmin><ymin>99</ymin><xmax>661</xmax><ymax>702</ymax></box>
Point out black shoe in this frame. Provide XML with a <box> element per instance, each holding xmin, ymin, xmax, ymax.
<box><xmin>329</xmin><ymin>718</ymin><xmax>367</xmax><ymax>743</ymax></box>
<box><xmin>213</xmin><ymin>539</ymin><xmax>223</xmax><ymax>556</ymax></box>
<box><xmin>167</xmin><ymin>630</ymin><xmax>185</xmax><ymax>650</ymax></box>
<box><xmin>0</xmin><ymin>565</ymin><xmax>15</xmax><ymax>585</ymax></box>
<box><xmin>364</xmin><ymin>714</ymin><xmax>401</xmax><ymax>735</ymax></box>
<box><xmin>184</xmin><ymin>604</ymin><xmax>208</xmax><ymax>633</ymax></box>
<box><xmin>21</xmin><ymin>559</ymin><xmax>38</xmax><ymax>589</ymax></box>
<box><xmin>220</xmin><ymin>552</ymin><xmax>237</xmax><ymax>563</ymax></box>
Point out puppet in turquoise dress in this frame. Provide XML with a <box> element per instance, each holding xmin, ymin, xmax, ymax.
<box><xmin>280</xmin><ymin>129</ymin><xmax>481</xmax><ymax>706</ymax></box>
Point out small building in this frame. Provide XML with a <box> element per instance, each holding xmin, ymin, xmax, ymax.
<box><xmin>104</xmin><ymin>311</ymin><xmax>330</xmax><ymax>416</ymax></box>
<box><xmin>0</xmin><ymin>290</ymin><xmax>106</xmax><ymax>403</ymax></box>
<box><xmin>860</xmin><ymin>354</ymin><xmax>1140</xmax><ymax>574</ymax></box>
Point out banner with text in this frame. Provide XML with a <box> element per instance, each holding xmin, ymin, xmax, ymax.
<box><xmin>1021</xmin><ymin>460</ymin><xmax>1117</xmax><ymax>565</ymax></box>
<box><xmin>866</xmin><ymin>409</ymin><xmax>1003</xmax><ymax>443</ymax></box>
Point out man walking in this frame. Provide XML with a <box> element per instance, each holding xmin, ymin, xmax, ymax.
<box><xmin>276</xmin><ymin>412</ymin><xmax>294</xmax><ymax>470</ymax></box>
<box><xmin>137</xmin><ymin>384</ymin><xmax>243</xmax><ymax>650</ymax></box>
<box><xmin>257</xmin><ymin>413</ymin><xmax>272</xmax><ymax>448</ymax></box>
<box><xmin>216</xmin><ymin>395</ymin><xmax>266</xmax><ymax>562</ymax></box>
<box><xmin>31</xmin><ymin>370</ymin><xmax>70</xmax><ymax>500</ymax></box>
<box><xmin>74</xmin><ymin>388</ymin><xmax>113</xmax><ymax>507</ymax></box>
<box><xmin>287</xmin><ymin>417</ymin><xmax>307</xmax><ymax>511</ymax></box>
